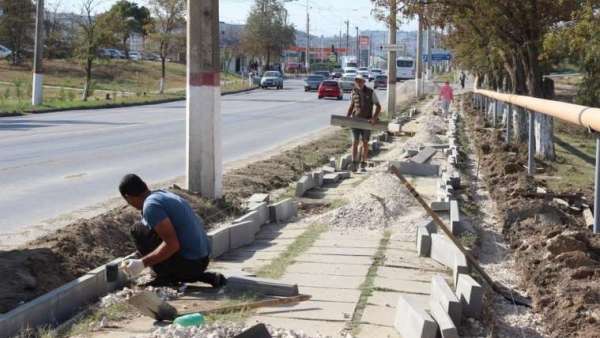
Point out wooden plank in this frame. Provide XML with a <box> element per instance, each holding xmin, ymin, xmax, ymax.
<box><xmin>330</xmin><ymin>115</ymin><xmax>389</xmax><ymax>132</ymax></box>
<box><xmin>227</xmin><ymin>276</ymin><xmax>299</xmax><ymax>297</ymax></box>
<box><xmin>411</xmin><ymin>147</ymin><xmax>437</xmax><ymax>164</ymax></box>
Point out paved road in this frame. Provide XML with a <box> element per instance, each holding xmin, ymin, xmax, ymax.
<box><xmin>0</xmin><ymin>79</ymin><xmax>357</xmax><ymax>235</ymax></box>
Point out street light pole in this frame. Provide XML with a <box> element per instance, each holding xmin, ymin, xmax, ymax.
<box><xmin>355</xmin><ymin>26</ymin><xmax>359</xmax><ymax>61</ymax></box>
<box><xmin>345</xmin><ymin>20</ymin><xmax>350</xmax><ymax>56</ymax></box>
<box><xmin>186</xmin><ymin>0</ymin><xmax>222</xmax><ymax>198</ymax></box>
<box><xmin>386</xmin><ymin>0</ymin><xmax>397</xmax><ymax>119</ymax></box>
<box><xmin>415</xmin><ymin>13</ymin><xmax>423</xmax><ymax>98</ymax></box>
<box><xmin>32</xmin><ymin>0</ymin><xmax>44</xmax><ymax>106</ymax></box>
<box><xmin>305</xmin><ymin>0</ymin><xmax>310</xmax><ymax>72</ymax></box>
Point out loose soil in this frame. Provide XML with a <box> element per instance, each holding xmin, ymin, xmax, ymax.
<box><xmin>0</xmin><ymin>129</ymin><xmax>350</xmax><ymax>314</ymax></box>
<box><xmin>462</xmin><ymin>94</ymin><xmax>600</xmax><ymax>338</ymax></box>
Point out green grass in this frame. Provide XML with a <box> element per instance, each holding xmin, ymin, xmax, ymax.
<box><xmin>545</xmin><ymin>130</ymin><xmax>595</xmax><ymax>192</ymax></box>
<box><xmin>203</xmin><ymin>292</ymin><xmax>260</xmax><ymax>325</ymax></box>
<box><xmin>255</xmin><ymin>223</ymin><xmax>328</xmax><ymax>279</ymax></box>
<box><xmin>349</xmin><ymin>230</ymin><xmax>391</xmax><ymax>335</ymax></box>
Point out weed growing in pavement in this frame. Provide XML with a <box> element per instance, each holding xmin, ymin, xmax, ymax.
<box><xmin>349</xmin><ymin>230</ymin><xmax>391</xmax><ymax>336</ymax></box>
<box><xmin>203</xmin><ymin>291</ymin><xmax>260</xmax><ymax>324</ymax></box>
<box><xmin>63</xmin><ymin>302</ymin><xmax>134</xmax><ymax>337</ymax></box>
<box><xmin>255</xmin><ymin>223</ymin><xmax>328</xmax><ymax>279</ymax></box>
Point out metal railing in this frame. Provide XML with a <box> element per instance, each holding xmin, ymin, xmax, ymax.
<box><xmin>471</xmin><ymin>85</ymin><xmax>600</xmax><ymax>234</ymax></box>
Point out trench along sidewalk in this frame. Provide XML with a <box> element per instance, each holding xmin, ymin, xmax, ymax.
<box><xmin>83</xmin><ymin>97</ymin><xmax>453</xmax><ymax>338</ymax></box>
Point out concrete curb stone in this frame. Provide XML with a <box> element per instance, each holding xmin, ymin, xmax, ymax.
<box><xmin>394</xmin><ymin>295</ymin><xmax>438</xmax><ymax>338</ymax></box>
<box><xmin>431</xmin><ymin>275</ymin><xmax>462</xmax><ymax>325</ymax></box>
<box><xmin>428</xmin><ymin>300</ymin><xmax>459</xmax><ymax>338</ymax></box>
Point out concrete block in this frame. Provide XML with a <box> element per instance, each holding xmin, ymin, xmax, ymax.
<box><xmin>322</xmin><ymin>165</ymin><xmax>336</xmax><ymax>173</ymax></box>
<box><xmin>338</xmin><ymin>154</ymin><xmax>352</xmax><ymax>171</ymax></box>
<box><xmin>389</xmin><ymin>161</ymin><xmax>440</xmax><ymax>177</ymax></box>
<box><xmin>411</xmin><ymin>147</ymin><xmax>437</xmax><ymax>164</ymax></box>
<box><xmin>248</xmin><ymin>193</ymin><xmax>270</xmax><ymax>204</ymax></box>
<box><xmin>268</xmin><ymin>198</ymin><xmax>297</xmax><ymax>223</ymax></box>
<box><xmin>394</xmin><ymin>295</ymin><xmax>438</xmax><ymax>338</ymax></box>
<box><xmin>431</xmin><ymin>275</ymin><xmax>462</xmax><ymax>325</ymax></box>
<box><xmin>295</xmin><ymin>174</ymin><xmax>314</xmax><ymax>197</ymax></box>
<box><xmin>323</xmin><ymin>173</ymin><xmax>340</xmax><ymax>185</ymax></box>
<box><xmin>416</xmin><ymin>225</ymin><xmax>431</xmax><ymax>257</ymax></box>
<box><xmin>429</xmin><ymin>300</ymin><xmax>459</xmax><ymax>338</ymax></box>
<box><xmin>249</xmin><ymin>202</ymin><xmax>269</xmax><ymax>226</ymax></box>
<box><xmin>430</xmin><ymin>234</ymin><xmax>469</xmax><ymax>284</ymax></box>
<box><xmin>455</xmin><ymin>273</ymin><xmax>484</xmax><ymax>319</ymax></box>
<box><xmin>329</xmin><ymin>158</ymin><xmax>337</xmax><ymax>168</ymax></box>
<box><xmin>453</xmin><ymin>253</ymin><xmax>470</xmax><ymax>288</ymax></box>
<box><xmin>234</xmin><ymin>210</ymin><xmax>262</xmax><ymax>233</ymax></box>
<box><xmin>208</xmin><ymin>227</ymin><xmax>231</xmax><ymax>258</ymax></box>
<box><xmin>449</xmin><ymin>200</ymin><xmax>461</xmax><ymax>234</ymax></box>
<box><xmin>388</xmin><ymin>122</ymin><xmax>402</xmax><ymax>133</ymax></box>
<box><xmin>584</xmin><ymin>207</ymin><xmax>594</xmax><ymax>229</ymax></box>
<box><xmin>338</xmin><ymin>171</ymin><xmax>351</xmax><ymax>179</ymax></box>
<box><xmin>312</xmin><ymin>170</ymin><xmax>324</xmax><ymax>187</ymax></box>
<box><xmin>228</xmin><ymin>220</ymin><xmax>256</xmax><ymax>250</ymax></box>
<box><xmin>405</xmin><ymin>149</ymin><xmax>419</xmax><ymax>157</ymax></box>
<box><xmin>227</xmin><ymin>276</ymin><xmax>299</xmax><ymax>297</ymax></box>
<box><xmin>431</xmin><ymin>201</ymin><xmax>449</xmax><ymax>212</ymax></box>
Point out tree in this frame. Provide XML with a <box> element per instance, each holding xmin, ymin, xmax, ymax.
<box><xmin>148</xmin><ymin>0</ymin><xmax>185</xmax><ymax>94</ymax></box>
<box><xmin>544</xmin><ymin>0</ymin><xmax>600</xmax><ymax>107</ymax></box>
<box><xmin>0</xmin><ymin>0</ymin><xmax>35</xmax><ymax>65</ymax></box>
<box><xmin>241</xmin><ymin>0</ymin><xmax>295</xmax><ymax>68</ymax></box>
<box><xmin>75</xmin><ymin>0</ymin><xmax>110</xmax><ymax>101</ymax></box>
<box><xmin>44</xmin><ymin>0</ymin><xmax>77</xmax><ymax>58</ymax></box>
<box><xmin>102</xmin><ymin>0</ymin><xmax>151</xmax><ymax>59</ymax></box>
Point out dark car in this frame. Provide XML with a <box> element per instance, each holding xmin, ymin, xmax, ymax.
<box><xmin>374</xmin><ymin>75</ymin><xmax>388</xmax><ymax>89</ymax></box>
<box><xmin>304</xmin><ymin>75</ymin><xmax>325</xmax><ymax>91</ymax></box>
<box><xmin>318</xmin><ymin>80</ymin><xmax>343</xmax><ymax>100</ymax></box>
<box><xmin>314</xmin><ymin>71</ymin><xmax>330</xmax><ymax>79</ymax></box>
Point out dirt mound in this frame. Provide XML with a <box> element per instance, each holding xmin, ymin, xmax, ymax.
<box><xmin>0</xmin><ymin>130</ymin><xmax>351</xmax><ymax>314</ymax></box>
<box><xmin>464</xmin><ymin>96</ymin><xmax>600</xmax><ymax>337</ymax></box>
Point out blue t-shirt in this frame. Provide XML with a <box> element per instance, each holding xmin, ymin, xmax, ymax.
<box><xmin>141</xmin><ymin>190</ymin><xmax>211</xmax><ymax>260</ymax></box>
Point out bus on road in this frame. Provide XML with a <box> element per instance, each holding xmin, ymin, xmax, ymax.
<box><xmin>396</xmin><ymin>56</ymin><xmax>415</xmax><ymax>80</ymax></box>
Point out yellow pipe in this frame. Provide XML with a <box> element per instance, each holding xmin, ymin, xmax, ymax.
<box><xmin>473</xmin><ymin>86</ymin><xmax>600</xmax><ymax>132</ymax></box>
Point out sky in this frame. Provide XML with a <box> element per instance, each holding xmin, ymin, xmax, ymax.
<box><xmin>52</xmin><ymin>0</ymin><xmax>418</xmax><ymax>36</ymax></box>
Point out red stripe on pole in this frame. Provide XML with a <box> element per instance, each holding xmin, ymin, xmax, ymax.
<box><xmin>190</xmin><ymin>72</ymin><xmax>220</xmax><ymax>86</ymax></box>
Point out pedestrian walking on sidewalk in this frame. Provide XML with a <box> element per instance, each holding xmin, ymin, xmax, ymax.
<box><xmin>118</xmin><ymin>174</ymin><xmax>226</xmax><ymax>288</ymax></box>
<box><xmin>347</xmin><ymin>74</ymin><xmax>382</xmax><ymax>172</ymax></box>
<box><xmin>439</xmin><ymin>81</ymin><xmax>454</xmax><ymax>116</ymax></box>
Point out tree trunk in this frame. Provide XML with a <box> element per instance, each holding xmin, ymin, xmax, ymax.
<box><xmin>505</xmin><ymin>52</ymin><xmax>529</xmax><ymax>143</ymax></box>
<box><xmin>82</xmin><ymin>58</ymin><xmax>93</xmax><ymax>101</ymax></box>
<box><xmin>159</xmin><ymin>57</ymin><xmax>166</xmax><ymax>94</ymax></box>
<box><xmin>123</xmin><ymin>37</ymin><xmax>129</xmax><ymax>59</ymax></box>
<box><xmin>522</xmin><ymin>44</ymin><xmax>555</xmax><ymax>160</ymax></box>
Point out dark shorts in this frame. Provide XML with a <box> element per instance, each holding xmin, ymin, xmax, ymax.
<box><xmin>352</xmin><ymin>128</ymin><xmax>371</xmax><ymax>142</ymax></box>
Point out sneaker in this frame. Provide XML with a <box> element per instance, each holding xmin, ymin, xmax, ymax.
<box><xmin>211</xmin><ymin>273</ymin><xmax>227</xmax><ymax>288</ymax></box>
<box><xmin>360</xmin><ymin>162</ymin><xmax>368</xmax><ymax>172</ymax></box>
<box><xmin>351</xmin><ymin>161</ymin><xmax>359</xmax><ymax>172</ymax></box>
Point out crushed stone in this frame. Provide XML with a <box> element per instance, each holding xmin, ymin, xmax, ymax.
<box><xmin>148</xmin><ymin>323</ymin><xmax>348</xmax><ymax>338</ymax></box>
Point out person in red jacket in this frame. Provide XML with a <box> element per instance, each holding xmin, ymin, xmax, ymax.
<box><xmin>439</xmin><ymin>81</ymin><xmax>454</xmax><ymax>116</ymax></box>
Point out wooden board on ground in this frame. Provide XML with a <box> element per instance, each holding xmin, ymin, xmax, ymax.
<box><xmin>330</xmin><ymin>115</ymin><xmax>389</xmax><ymax>132</ymax></box>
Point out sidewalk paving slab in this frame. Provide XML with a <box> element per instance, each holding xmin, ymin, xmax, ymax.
<box><xmin>280</xmin><ymin>273</ymin><xmax>364</xmax><ymax>289</ymax></box>
<box><xmin>298</xmin><ymin>286</ymin><xmax>361</xmax><ymax>303</ymax></box>
<box><xmin>373</xmin><ymin>277</ymin><xmax>431</xmax><ymax>295</ymax></box>
<box><xmin>255</xmin><ymin>229</ymin><xmax>306</xmax><ymax>240</ymax></box>
<box><xmin>356</xmin><ymin>324</ymin><xmax>401</xmax><ymax>338</ymax></box>
<box><xmin>295</xmin><ymin>254</ymin><xmax>373</xmax><ymax>265</ymax></box>
<box><xmin>248</xmin><ymin>316</ymin><xmax>347</xmax><ymax>337</ymax></box>
<box><xmin>313</xmin><ymin>239</ymin><xmax>380</xmax><ymax>248</ymax></box>
<box><xmin>361</xmin><ymin>305</ymin><xmax>396</xmax><ymax>326</ymax></box>
<box><xmin>386</xmin><ymin>240</ymin><xmax>417</xmax><ymax>251</ymax></box>
<box><xmin>367</xmin><ymin>291</ymin><xmax>429</xmax><ymax>309</ymax></box>
<box><xmin>376</xmin><ymin>266</ymin><xmax>444</xmax><ymax>283</ymax></box>
<box><xmin>255</xmin><ymin>300</ymin><xmax>354</xmax><ymax>321</ymax></box>
<box><xmin>304</xmin><ymin>246</ymin><xmax>377</xmax><ymax>256</ymax></box>
<box><xmin>384</xmin><ymin>252</ymin><xmax>449</xmax><ymax>272</ymax></box>
<box><xmin>287</xmin><ymin>262</ymin><xmax>370</xmax><ymax>277</ymax></box>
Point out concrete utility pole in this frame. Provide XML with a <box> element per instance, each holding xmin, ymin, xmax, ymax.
<box><xmin>386</xmin><ymin>0</ymin><xmax>397</xmax><ymax>119</ymax></box>
<box><xmin>305</xmin><ymin>0</ymin><xmax>310</xmax><ymax>72</ymax></box>
<box><xmin>426</xmin><ymin>27</ymin><xmax>432</xmax><ymax>80</ymax></box>
<box><xmin>355</xmin><ymin>26</ymin><xmax>359</xmax><ymax>59</ymax></box>
<box><xmin>186</xmin><ymin>0</ymin><xmax>222</xmax><ymax>199</ymax></box>
<box><xmin>345</xmin><ymin>20</ymin><xmax>350</xmax><ymax>55</ymax></box>
<box><xmin>415</xmin><ymin>14</ymin><xmax>424</xmax><ymax>98</ymax></box>
<box><xmin>32</xmin><ymin>0</ymin><xmax>44</xmax><ymax>106</ymax></box>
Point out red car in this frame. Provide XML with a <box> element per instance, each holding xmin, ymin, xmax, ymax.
<box><xmin>318</xmin><ymin>80</ymin><xmax>343</xmax><ymax>100</ymax></box>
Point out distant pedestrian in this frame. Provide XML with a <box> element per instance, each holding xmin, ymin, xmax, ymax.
<box><xmin>460</xmin><ymin>72</ymin><xmax>466</xmax><ymax>89</ymax></box>
<box><xmin>439</xmin><ymin>81</ymin><xmax>454</xmax><ymax>116</ymax></box>
<box><xmin>347</xmin><ymin>74</ymin><xmax>382</xmax><ymax>172</ymax></box>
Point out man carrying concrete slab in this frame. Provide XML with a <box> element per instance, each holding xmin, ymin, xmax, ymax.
<box><xmin>118</xmin><ymin>174</ymin><xmax>226</xmax><ymax>288</ymax></box>
<box><xmin>346</xmin><ymin>74</ymin><xmax>382</xmax><ymax>172</ymax></box>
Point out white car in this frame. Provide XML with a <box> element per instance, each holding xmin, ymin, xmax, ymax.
<box><xmin>129</xmin><ymin>51</ymin><xmax>143</xmax><ymax>61</ymax></box>
<box><xmin>0</xmin><ymin>44</ymin><xmax>12</xmax><ymax>59</ymax></box>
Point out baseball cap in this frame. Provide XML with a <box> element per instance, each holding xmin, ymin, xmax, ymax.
<box><xmin>354</xmin><ymin>74</ymin><xmax>366</xmax><ymax>81</ymax></box>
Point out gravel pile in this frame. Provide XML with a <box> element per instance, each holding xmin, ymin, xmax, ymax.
<box><xmin>317</xmin><ymin>172</ymin><xmax>417</xmax><ymax>230</ymax></box>
<box><xmin>149</xmin><ymin>323</ymin><xmax>338</xmax><ymax>338</ymax></box>
<box><xmin>99</xmin><ymin>285</ymin><xmax>183</xmax><ymax>308</ymax></box>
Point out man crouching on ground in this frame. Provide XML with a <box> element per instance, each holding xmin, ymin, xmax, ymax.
<box><xmin>346</xmin><ymin>74</ymin><xmax>382</xmax><ymax>172</ymax></box>
<box><xmin>119</xmin><ymin>173</ymin><xmax>226</xmax><ymax>288</ymax></box>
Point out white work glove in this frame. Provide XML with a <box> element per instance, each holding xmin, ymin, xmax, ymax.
<box><xmin>121</xmin><ymin>259</ymin><xmax>145</xmax><ymax>278</ymax></box>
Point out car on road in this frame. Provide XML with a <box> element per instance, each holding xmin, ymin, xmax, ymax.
<box><xmin>369</xmin><ymin>68</ymin><xmax>383</xmax><ymax>81</ymax></box>
<box><xmin>357</xmin><ymin>67</ymin><xmax>370</xmax><ymax>80</ymax></box>
<box><xmin>260</xmin><ymin>71</ymin><xmax>284</xmax><ymax>89</ymax></box>
<box><xmin>314</xmin><ymin>70</ymin><xmax>330</xmax><ymax>79</ymax></box>
<box><xmin>318</xmin><ymin>80</ymin><xmax>343</xmax><ymax>100</ymax></box>
<box><xmin>331</xmin><ymin>68</ymin><xmax>343</xmax><ymax>78</ymax></box>
<box><xmin>304</xmin><ymin>74</ymin><xmax>325</xmax><ymax>91</ymax></box>
<box><xmin>129</xmin><ymin>51</ymin><xmax>143</xmax><ymax>61</ymax></box>
<box><xmin>339</xmin><ymin>75</ymin><xmax>356</xmax><ymax>92</ymax></box>
<box><xmin>0</xmin><ymin>44</ymin><xmax>12</xmax><ymax>59</ymax></box>
<box><xmin>343</xmin><ymin>69</ymin><xmax>357</xmax><ymax>77</ymax></box>
<box><xmin>373</xmin><ymin>74</ymin><xmax>387</xmax><ymax>89</ymax></box>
